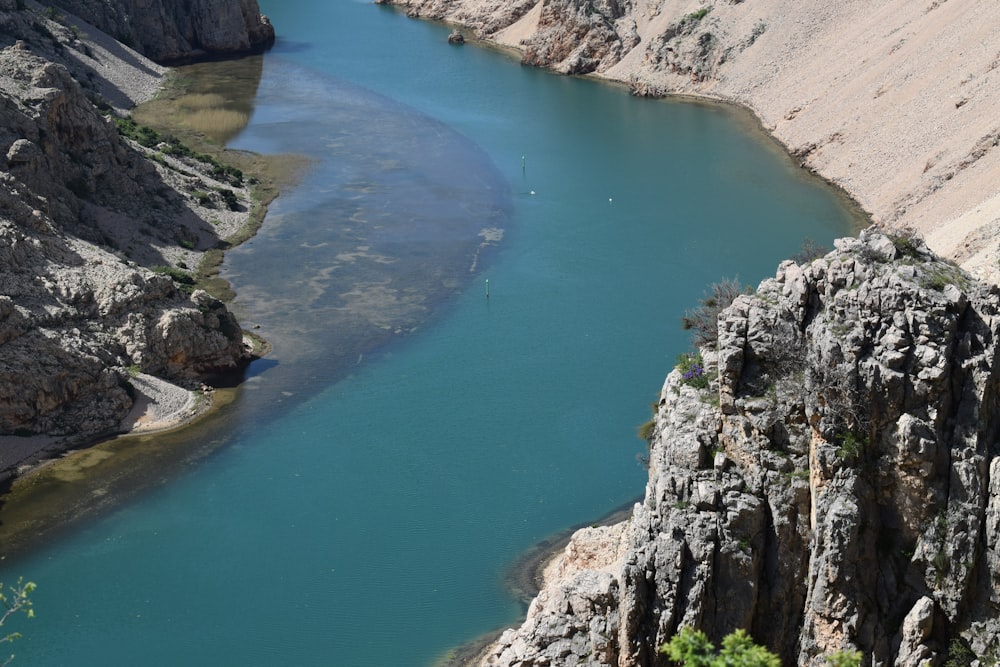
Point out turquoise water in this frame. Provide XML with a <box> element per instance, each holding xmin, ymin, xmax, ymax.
<box><xmin>1</xmin><ymin>2</ymin><xmax>860</xmax><ymax>665</ymax></box>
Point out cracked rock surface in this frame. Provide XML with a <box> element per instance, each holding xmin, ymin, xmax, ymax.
<box><xmin>481</xmin><ymin>230</ymin><xmax>1000</xmax><ymax>665</ymax></box>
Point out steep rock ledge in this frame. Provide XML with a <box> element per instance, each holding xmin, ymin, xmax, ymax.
<box><xmin>481</xmin><ymin>230</ymin><xmax>1000</xmax><ymax>665</ymax></box>
<box><xmin>0</xmin><ymin>9</ymin><xmax>252</xmax><ymax>456</ymax></box>
<box><xmin>48</xmin><ymin>0</ymin><xmax>274</xmax><ymax>64</ymax></box>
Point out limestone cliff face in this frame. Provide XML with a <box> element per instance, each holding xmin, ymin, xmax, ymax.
<box><xmin>49</xmin><ymin>0</ymin><xmax>274</xmax><ymax>63</ymax></box>
<box><xmin>0</xmin><ymin>15</ymin><xmax>250</xmax><ymax>439</ymax></box>
<box><xmin>482</xmin><ymin>230</ymin><xmax>1000</xmax><ymax>665</ymax></box>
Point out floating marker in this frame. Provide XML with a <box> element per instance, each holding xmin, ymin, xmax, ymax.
<box><xmin>521</xmin><ymin>154</ymin><xmax>526</xmax><ymax>174</ymax></box>
<box><xmin>485</xmin><ymin>278</ymin><xmax>490</xmax><ymax>299</ymax></box>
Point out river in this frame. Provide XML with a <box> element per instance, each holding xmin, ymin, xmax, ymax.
<box><xmin>0</xmin><ymin>1</ymin><xmax>861</xmax><ymax>665</ymax></box>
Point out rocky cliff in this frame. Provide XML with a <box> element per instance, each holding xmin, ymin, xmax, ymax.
<box><xmin>388</xmin><ymin>0</ymin><xmax>1000</xmax><ymax>284</ymax></box>
<box><xmin>47</xmin><ymin>0</ymin><xmax>274</xmax><ymax>63</ymax></box>
<box><xmin>480</xmin><ymin>229</ymin><xmax>1000</xmax><ymax>665</ymax></box>
<box><xmin>0</xmin><ymin>6</ymin><xmax>253</xmax><ymax>455</ymax></box>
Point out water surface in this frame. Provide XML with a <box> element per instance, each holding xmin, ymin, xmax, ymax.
<box><xmin>1</xmin><ymin>2</ymin><xmax>862</xmax><ymax>665</ymax></box>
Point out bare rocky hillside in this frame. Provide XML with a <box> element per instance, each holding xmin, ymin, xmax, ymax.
<box><xmin>47</xmin><ymin>0</ymin><xmax>274</xmax><ymax>63</ymax></box>
<box><xmin>0</xmin><ymin>1</ymin><xmax>268</xmax><ymax>469</ymax></box>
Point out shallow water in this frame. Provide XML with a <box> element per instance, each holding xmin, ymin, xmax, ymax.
<box><xmin>0</xmin><ymin>2</ymin><xmax>863</xmax><ymax>665</ymax></box>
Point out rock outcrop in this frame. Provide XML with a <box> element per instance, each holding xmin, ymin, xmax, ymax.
<box><xmin>47</xmin><ymin>0</ymin><xmax>274</xmax><ymax>63</ymax></box>
<box><xmin>481</xmin><ymin>229</ymin><xmax>1000</xmax><ymax>665</ymax></box>
<box><xmin>0</xmin><ymin>9</ymin><xmax>253</xmax><ymax>447</ymax></box>
<box><xmin>387</xmin><ymin>0</ymin><xmax>1000</xmax><ymax>284</ymax></box>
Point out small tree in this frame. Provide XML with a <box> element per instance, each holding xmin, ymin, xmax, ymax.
<box><xmin>0</xmin><ymin>579</ymin><xmax>35</xmax><ymax>666</ymax></box>
<box><xmin>681</xmin><ymin>278</ymin><xmax>746</xmax><ymax>348</ymax></box>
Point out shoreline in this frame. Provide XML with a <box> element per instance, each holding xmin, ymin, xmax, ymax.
<box><xmin>390</xmin><ymin>0</ymin><xmax>1000</xmax><ymax>285</ymax></box>
<box><xmin>0</xmin><ymin>374</ymin><xmax>219</xmax><ymax>492</ymax></box>
<box><xmin>0</xmin><ymin>41</ymin><xmax>291</xmax><ymax>492</ymax></box>
<box><xmin>435</xmin><ymin>499</ymin><xmax>639</xmax><ymax>667</ymax></box>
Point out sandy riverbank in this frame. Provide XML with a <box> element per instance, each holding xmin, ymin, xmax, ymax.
<box><xmin>0</xmin><ymin>374</ymin><xmax>211</xmax><ymax>483</ymax></box>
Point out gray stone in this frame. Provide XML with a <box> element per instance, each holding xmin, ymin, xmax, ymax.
<box><xmin>48</xmin><ymin>0</ymin><xmax>275</xmax><ymax>63</ymax></box>
<box><xmin>480</xmin><ymin>229</ymin><xmax>1000</xmax><ymax>665</ymax></box>
<box><xmin>0</xmin><ymin>27</ymin><xmax>251</xmax><ymax>446</ymax></box>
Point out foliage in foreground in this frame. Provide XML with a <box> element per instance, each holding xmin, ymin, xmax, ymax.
<box><xmin>661</xmin><ymin>627</ymin><xmax>862</xmax><ymax>667</ymax></box>
<box><xmin>1</xmin><ymin>579</ymin><xmax>36</xmax><ymax>665</ymax></box>
<box><xmin>661</xmin><ymin>628</ymin><xmax>780</xmax><ymax>667</ymax></box>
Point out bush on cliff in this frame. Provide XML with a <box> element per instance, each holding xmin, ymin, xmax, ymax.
<box><xmin>680</xmin><ymin>277</ymin><xmax>746</xmax><ymax>348</ymax></box>
<box><xmin>661</xmin><ymin>628</ymin><xmax>779</xmax><ymax>667</ymax></box>
<box><xmin>661</xmin><ymin>628</ymin><xmax>862</xmax><ymax>667</ymax></box>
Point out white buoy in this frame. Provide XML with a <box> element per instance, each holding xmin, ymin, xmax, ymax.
<box><xmin>530</xmin><ymin>190</ymin><xmax>536</xmax><ymax>195</ymax></box>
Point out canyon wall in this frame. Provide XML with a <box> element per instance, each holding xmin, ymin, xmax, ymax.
<box><xmin>48</xmin><ymin>0</ymin><xmax>274</xmax><ymax>63</ymax></box>
<box><xmin>0</xmin><ymin>5</ymin><xmax>254</xmax><ymax>459</ymax></box>
<box><xmin>481</xmin><ymin>229</ymin><xmax>1000</xmax><ymax>665</ymax></box>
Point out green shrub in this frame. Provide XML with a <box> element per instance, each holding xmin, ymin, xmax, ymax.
<box><xmin>191</xmin><ymin>190</ymin><xmax>214</xmax><ymax>207</ymax></box>
<box><xmin>212</xmin><ymin>163</ymin><xmax>244</xmax><ymax>186</ymax></box>
<box><xmin>943</xmin><ymin>638</ymin><xmax>975</xmax><ymax>667</ymax></box>
<box><xmin>918</xmin><ymin>262</ymin><xmax>970</xmax><ymax>292</ymax></box>
<box><xmin>638</xmin><ymin>419</ymin><xmax>656</xmax><ymax>443</ymax></box>
<box><xmin>889</xmin><ymin>228</ymin><xmax>923</xmax><ymax>258</ymax></box>
<box><xmin>825</xmin><ymin>649</ymin><xmax>862</xmax><ymax>667</ymax></box>
<box><xmin>152</xmin><ymin>265</ymin><xmax>195</xmax><ymax>286</ymax></box>
<box><xmin>661</xmin><ymin>627</ymin><xmax>779</xmax><ymax>667</ymax></box>
<box><xmin>682</xmin><ymin>7</ymin><xmax>711</xmax><ymax>22</ymax></box>
<box><xmin>218</xmin><ymin>188</ymin><xmax>239</xmax><ymax>211</ymax></box>
<box><xmin>835</xmin><ymin>431</ymin><xmax>868</xmax><ymax>463</ymax></box>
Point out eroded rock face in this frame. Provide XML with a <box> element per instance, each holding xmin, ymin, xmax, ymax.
<box><xmin>393</xmin><ymin>0</ymin><xmax>651</xmax><ymax>76</ymax></box>
<box><xmin>482</xmin><ymin>230</ymin><xmax>1000</xmax><ymax>665</ymax></box>
<box><xmin>0</xmin><ymin>44</ymin><xmax>249</xmax><ymax>437</ymax></box>
<box><xmin>49</xmin><ymin>0</ymin><xmax>274</xmax><ymax>63</ymax></box>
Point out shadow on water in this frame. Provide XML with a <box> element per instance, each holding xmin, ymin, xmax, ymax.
<box><xmin>0</xmin><ymin>56</ymin><xmax>512</xmax><ymax>560</ymax></box>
